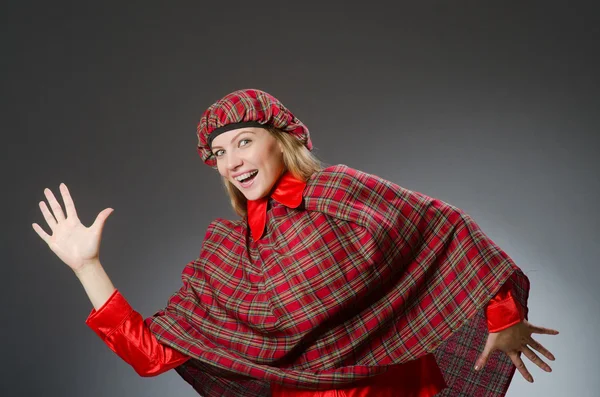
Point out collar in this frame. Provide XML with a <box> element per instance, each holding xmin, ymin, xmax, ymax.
<box><xmin>246</xmin><ymin>171</ymin><xmax>306</xmax><ymax>241</ymax></box>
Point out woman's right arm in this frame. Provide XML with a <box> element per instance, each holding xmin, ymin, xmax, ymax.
<box><xmin>32</xmin><ymin>183</ymin><xmax>117</xmax><ymax>307</ymax></box>
<box><xmin>73</xmin><ymin>258</ymin><xmax>116</xmax><ymax>310</ymax></box>
<box><xmin>85</xmin><ymin>284</ymin><xmax>190</xmax><ymax>377</ymax></box>
<box><xmin>33</xmin><ymin>183</ymin><xmax>189</xmax><ymax>376</ymax></box>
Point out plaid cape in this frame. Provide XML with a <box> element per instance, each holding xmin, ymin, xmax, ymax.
<box><xmin>145</xmin><ymin>165</ymin><xmax>530</xmax><ymax>397</ymax></box>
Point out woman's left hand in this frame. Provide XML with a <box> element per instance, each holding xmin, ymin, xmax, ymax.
<box><xmin>474</xmin><ymin>320</ymin><xmax>559</xmax><ymax>382</ymax></box>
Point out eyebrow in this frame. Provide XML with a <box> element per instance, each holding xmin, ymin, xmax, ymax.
<box><xmin>211</xmin><ymin>130</ymin><xmax>255</xmax><ymax>150</ymax></box>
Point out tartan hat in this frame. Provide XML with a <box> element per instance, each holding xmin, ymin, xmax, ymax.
<box><xmin>196</xmin><ymin>89</ymin><xmax>312</xmax><ymax>167</ymax></box>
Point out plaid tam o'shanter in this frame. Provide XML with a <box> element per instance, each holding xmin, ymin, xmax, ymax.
<box><xmin>196</xmin><ymin>89</ymin><xmax>312</xmax><ymax>168</ymax></box>
<box><xmin>145</xmin><ymin>164</ymin><xmax>530</xmax><ymax>397</ymax></box>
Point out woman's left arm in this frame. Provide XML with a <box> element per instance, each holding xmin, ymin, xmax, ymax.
<box><xmin>476</xmin><ymin>277</ymin><xmax>560</xmax><ymax>383</ymax></box>
<box><xmin>485</xmin><ymin>273</ymin><xmax>524</xmax><ymax>333</ymax></box>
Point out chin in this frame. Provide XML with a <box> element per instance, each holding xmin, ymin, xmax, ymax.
<box><xmin>243</xmin><ymin>190</ymin><xmax>266</xmax><ymax>201</ymax></box>
<box><xmin>234</xmin><ymin>183</ymin><xmax>262</xmax><ymax>201</ymax></box>
<box><xmin>232</xmin><ymin>174</ymin><xmax>271</xmax><ymax>201</ymax></box>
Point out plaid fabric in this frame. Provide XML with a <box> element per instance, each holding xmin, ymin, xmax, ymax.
<box><xmin>145</xmin><ymin>165</ymin><xmax>529</xmax><ymax>397</ymax></box>
<box><xmin>433</xmin><ymin>271</ymin><xmax>528</xmax><ymax>396</ymax></box>
<box><xmin>196</xmin><ymin>89</ymin><xmax>312</xmax><ymax>168</ymax></box>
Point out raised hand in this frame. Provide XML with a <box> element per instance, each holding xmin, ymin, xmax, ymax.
<box><xmin>32</xmin><ymin>183</ymin><xmax>114</xmax><ymax>273</ymax></box>
<box><xmin>475</xmin><ymin>319</ymin><xmax>559</xmax><ymax>383</ymax></box>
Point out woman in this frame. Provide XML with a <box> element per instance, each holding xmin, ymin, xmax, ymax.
<box><xmin>33</xmin><ymin>89</ymin><xmax>558</xmax><ymax>396</ymax></box>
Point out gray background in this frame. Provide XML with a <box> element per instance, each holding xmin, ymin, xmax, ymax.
<box><xmin>3</xmin><ymin>1</ymin><xmax>598</xmax><ymax>396</ymax></box>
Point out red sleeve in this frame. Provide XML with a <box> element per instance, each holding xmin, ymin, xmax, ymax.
<box><xmin>85</xmin><ymin>289</ymin><xmax>190</xmax><ymax>377</ymax></box>
<box><xmin>486</xmin><ymin>273</ymin><xmax>525</xmax><ymax>333</ymax></box>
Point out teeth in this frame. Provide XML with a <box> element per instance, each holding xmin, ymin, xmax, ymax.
<box><xmin>234</xmin><ymin>170</ymin><xmax>258</xmax><ymax>182</ymax></box>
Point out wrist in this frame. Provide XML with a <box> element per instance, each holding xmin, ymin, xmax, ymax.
<box><xmin>74</xmin><ymin>258</ymin><xmax>102</xmax><ymax>278</ymax></box>
<box><xmin>73</xmin><ymin>258</ymin><xmax>116</xmax><ymax>310</ymax></box>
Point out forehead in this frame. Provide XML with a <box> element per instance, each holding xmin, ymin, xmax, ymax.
<box><xmin>211</xmin><ymin>127</ymin><xmax>267</xmax><ymax>147</ymax></box>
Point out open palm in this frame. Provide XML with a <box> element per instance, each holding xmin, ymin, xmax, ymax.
<box><xmin>475</xmin><ymin>319</ymin><xmax>559</xmax><ymax>383</ymax></box>
<box><xmin>32</xmin><ymin>183</ymin><xmax>114</xmax><ymax>272</ymax></box>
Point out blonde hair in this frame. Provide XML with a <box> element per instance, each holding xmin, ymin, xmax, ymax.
<box><xmin>221</xmin><ymin>126</ymin><xmax>323</xmax><ymax>217</ymax></box>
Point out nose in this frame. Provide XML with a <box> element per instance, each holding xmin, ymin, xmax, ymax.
<box><xmin>226</xmin><ymin>150</ymin><xmax>243</xmax><ymax>171</ymax></box>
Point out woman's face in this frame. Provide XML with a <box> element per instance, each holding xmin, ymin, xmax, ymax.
<box><xmin>211</xmin><ymin>127</ymin><xmax>285</xmax><ymax>201</ymax></box>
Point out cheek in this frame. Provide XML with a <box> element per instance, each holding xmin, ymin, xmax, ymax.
<box><xmin>270</xmin><ymin>152</ymin><xmax>284</xmax><ymax>172</ymax></box>
<box><xmin>262</xmin><ymin>144</ymin><xmax>283</xmax><ymax>169</ymax></box>
<box><xmin>216</xmin><ymin>163</ymin><xmax>227</xmax><ymax>177</ymax></box>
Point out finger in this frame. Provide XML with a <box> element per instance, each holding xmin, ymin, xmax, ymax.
<box><xmin>39</xmin><ymin>201</ymin><xmax>57</xmax><ymax>230</ymax></box>
<box><xmin>509</xmin><ymin>352</ymin><xmax>534</xmax><ymax>383</ymax></box>
<box><xmin>474</xmin><ymin>335</ymin><xmax>494</xmax><ymax>371</ymax></box>
<box><xmin>475</xmin><ymin>350</ymin><xmax>490</xmax><ymax>371</ymax></box>
<box><xmin>521</xmin><ymin>345</ymin><xmax>552</xmax><ymax>372</ymax></box>
<box><xmin>528</xmin><ymin>336</ymin><xmax>556</xmax><ymax>361</ymax></box>
<box><xmin>59</xmin><ymin>183</ymin><xmax>79</xmax><ymax>220</ymax></box>
<box><xmin>528</xmin><ymin>323</ymin><xmax>559</xmax><ymax>335</ymax></box>
<box><xmin>91</xmin><ymin>208</ymin><xmax>114</xmax><ymax>233</ymax></box>
<box><xmin>44</xmin><ymin>188</ymin><xmax>66</xmax><ymax>222</ymax></box>
<box><xmin>32</xmin><ymin>223</ymin><xmax>51</xmax><ymax>244</ymax></box>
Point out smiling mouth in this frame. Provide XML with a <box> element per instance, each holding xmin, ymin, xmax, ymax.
<box><xmin>236</xmin><ymin>170</ymin><xmax>258</xmax><ymax>186</ymax></box>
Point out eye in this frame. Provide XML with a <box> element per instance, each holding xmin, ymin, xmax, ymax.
<box><xmin>214</xmin><ymin>149</ymin><xmax>225</xmax><ymax>157</ymax></box>
<box><xmin>239</xmin><ymin>139</ymin><xmax>251</xmax><ymax>147</ymax></box>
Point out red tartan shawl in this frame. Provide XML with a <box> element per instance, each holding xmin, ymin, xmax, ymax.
<box><xmin>145</xmin><ymin>165</ymin><xmax>530</xmax><ymax>397</ymax></box>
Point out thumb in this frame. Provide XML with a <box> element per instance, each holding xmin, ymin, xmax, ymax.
<box><xmin>474</xmin><ymin>336</ymin><xmax>494</xmax><ymax>371</ymax></box>
<box><xmin>91</xmin><ymin>208</ymin><xmax>114</xmax><ymax>232</ymax></box>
